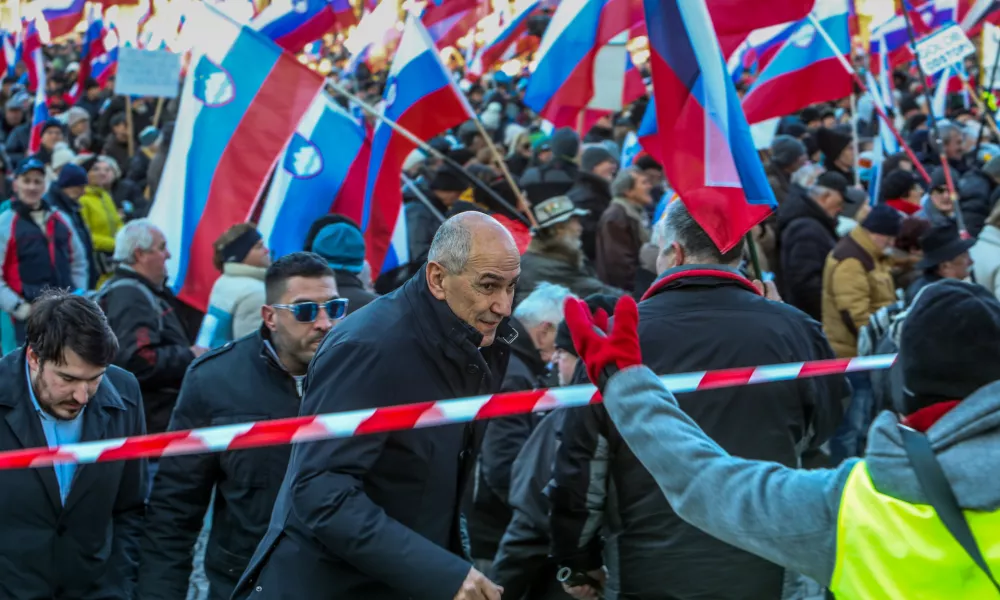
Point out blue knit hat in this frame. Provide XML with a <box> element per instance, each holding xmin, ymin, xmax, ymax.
<box><xmin>56</xmin><ymin>164</ymin><xmax>88</xmax><ymax>189</ymax></box>
<box><xmin>311</xmin><ymin>222</ymin><xmax>365</xmax><ymax>273</ymax></box>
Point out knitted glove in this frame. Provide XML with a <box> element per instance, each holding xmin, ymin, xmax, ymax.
<box><xmin>563</xmin><ymin>295</ymin><xmax>642</xmax><ymax>391</ymax></box>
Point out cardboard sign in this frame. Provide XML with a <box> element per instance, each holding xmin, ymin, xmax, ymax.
<box><xmin>916</xmin><ymin>24</ymin><xmax>976</xmax><ymax>76</ymax></box>
<box><xmin>114</xmin><ymin>47</ymin><xmax>182</xmax><ymax>98</ymax></box>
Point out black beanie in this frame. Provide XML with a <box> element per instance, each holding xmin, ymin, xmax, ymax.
<box><xmin>900</xmin><ymin>280</ymin><xmax>1000</xmax><ymax>413</ymax></box>
<box><xmin>816</xmin><ymin>127</ymin><xmax>852</xmax><ymax>162</ymax></box>
<box><xmin>880</xmin><ymin>169</ymin><xmax>919</xmax><ymax>201</ymax></box>
<box><xmin>429</xmin><ymin>166</ymin><xmax>468</xmax><ymax>192</ymax></box>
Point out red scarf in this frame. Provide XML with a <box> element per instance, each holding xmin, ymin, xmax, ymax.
<box><xmin>885</xmin><ymin>199</ymin><xmax>921</xmax><ymax>216</ymax></box>
<box><xmin>901</xmin><ymin>400</ymin><xmax>960</xmax><ymax>432</ymax></box>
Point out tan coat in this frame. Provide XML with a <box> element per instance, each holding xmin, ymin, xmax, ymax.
<box><xmin>821</xmin><ymin>226</ymin><xmax>897</xmax><ymax>358</ymax></box>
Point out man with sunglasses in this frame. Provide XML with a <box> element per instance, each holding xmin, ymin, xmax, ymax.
<box><xmin>139</xmin><ymin>253</ymin><xmax>342</xmax><ymax>600</ymax></box>
<box><xmin>237</xmin><ymin>212</ymin><xmax>519</xmax><ymax>600</ymax></box>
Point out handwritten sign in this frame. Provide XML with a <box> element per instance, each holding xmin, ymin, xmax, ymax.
<box><xmin>916</xmin><ymin>24</ymin><xmax>976</xmax><ymax>76</ymax></box>
<box><xmin>114</xmin><ymin>47</ymin><xmax>181</xmax><ymax>98</ymax></box>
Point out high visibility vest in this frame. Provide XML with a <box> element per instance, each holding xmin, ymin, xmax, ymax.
<box><xmin>830</xmin><ymin>461</ymin><xmax>1000</xmax><ymax>599</ymax></box>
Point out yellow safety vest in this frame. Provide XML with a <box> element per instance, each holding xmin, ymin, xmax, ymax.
<box><xmin>830</xmin><ymin>461</ymin><xmax>1000</xmax><ymax>599</ymax></box>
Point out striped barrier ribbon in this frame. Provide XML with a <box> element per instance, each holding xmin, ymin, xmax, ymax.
<box><xmin>0</xmin><ymin>354</ymin><xmax>897</xmax><ymax>470</ymax></box>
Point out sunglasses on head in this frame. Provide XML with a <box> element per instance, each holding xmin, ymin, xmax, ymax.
<box><xmin>272</xmin><ymin>299</ymin><xmax>349</xmax><ymax>322</ymax></box>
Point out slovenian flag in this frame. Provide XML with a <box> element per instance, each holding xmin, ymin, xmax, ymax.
<box><xmin>69</xmin><ymin>13</ymin><xmax>105</xmax><ymax>103</ymax></box>
<box><xmin>25</xmin><ymin>21</ymin><xmax>48</xmax><ymax>156</ymax></box>
<box><xmin>644</xmin><ymin>0</ymin><xmax>776</xmax><ymax>253</ymax></box>
<box><xmin>361</xmin><ymin>15</ymin><xmax>474</xmax><ymax>276</ymax></box>
<box><xmin>469</xmin><ymin>0</ymin><xmax>540</xmax><ymax>78</ymax></box>
<box><xmin>422</xmin><ymin>0</ymin><xmax>487</xmax><ymax>49</ymax></box>
<box><xmin>741</xmin><ymin>0</ymin><xmax>852</xmax><ymax>125</ymax></box>
<box><xmin>149</xmin><ymin>5</ymin><xmax>326</xmax><ymax>311</ymax></box>
<box><xmin>40</xmin><ymin>0</ymin><xmax>87</xmax><ymax>40</ymax></box>
<box><xmin>252</xmin><ymin>0</ymin><xmax>356</xmax><ymax>53</ymax></box>
<box><xmin>257</xmin><ymin>94</ymin><xmax>369</xmax><ymax>259</ymax></box>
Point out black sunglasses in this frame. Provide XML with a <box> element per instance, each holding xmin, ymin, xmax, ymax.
<box><xmin>272</xmin><ymin>299</ymin><xmax>349</xmax><ymax>322</ymax></box>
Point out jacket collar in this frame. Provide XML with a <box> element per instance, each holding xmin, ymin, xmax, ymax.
<box><xmin>223</xmin><ymin>262</ymin><xmax>267</xmax><ymax>281</ymax></box>
<box><xmin>12</xmin><ymin>197</ymin><xmax>52</xmax><ymax>217</ymax></box>
<box><xmin>115</xmin><ymin>264</ymin><xmax>166</xmax><ymax>293</ymax></box>
<box><xmin>641</xmin><ymin>264</ymin><xmax>761</xmax><ymax>302</ymax></box>
<box><xmin>404</xmin><ymin>266</ymin><xmax>517</xmax><ymax>352</ymax></box>
<box><xmin>508</xmin><ymin>317</ymin><xmax>548</xmax><ymax>376</ymax></box>
<box><xmin>334</xmin><ymin>270</ymin><xmax>365</xmax><ymax>290</ymax></box>
<box><xmin>0</xmin><ymin>349</ymin><xmax>127</xmax><ymax>512</ymax></box>
<box><xmin>848</xmin><ymin>225</ymin><xmax>883</xmax><ymax>260</ymax></box>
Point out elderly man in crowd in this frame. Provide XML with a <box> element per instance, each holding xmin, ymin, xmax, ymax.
<box><xmin>236</xmin><ymin>212</ymin><xmax>520</xmax><ymax>600</ymax></box>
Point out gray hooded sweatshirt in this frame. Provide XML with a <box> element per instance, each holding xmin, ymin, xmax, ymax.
<box><xmin>601</xmin><ymin>365</ymin><xmax>1000</xmax><ymax>587</ymax></box>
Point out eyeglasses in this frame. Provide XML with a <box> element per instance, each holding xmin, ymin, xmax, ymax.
<box><xmin>272</xmin><ymin>299</ymin><xmax>349</xmax><ymax>322</ymax></box>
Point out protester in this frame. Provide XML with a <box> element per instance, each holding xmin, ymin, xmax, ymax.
<box><xmin>766</xmin><ymin>135</ymin><xmax>809</xmax><ymax>205</ymax></box>
<box><xmin>568</xmin><ymin>144</ymin><xmax>618</xmax><ymax>261</ymax></box>
<box><xmin>46</xmin><ymin>163</ymin><xmax>99</xmax><ymax>288</ymax></box>
<box><xmin>822</xmin><ymin>203</ymin><xmax>902</xmax><ymax>358</ymax></box>
<box><xmin>520</xmin><ymin>127</ymin><xmax>580</xmax><ymax>203</ymax></box>
<box><xmin>550</xmin><ymin>201</ymin><xmax>843</xmax><ymax>600</ymax></box>
<box><xmin>305</xmin><ymin>216</ymin><xmax>378</xmax><ymax>314</ymax></box>
<box><xmin>139</xmin><ymin>253</ymin><xmax>340</xmax><ymax>600</ymax></box>
<box><xmin>516</xmin><ymin>195</ymin><xmax>621</xmax><ymax>305</ymax></box>
<box><xmin>574</xmin><ymin>280</ymin><xmax>1000</xmax><ymax>599</ymax></box>
<box><xmin>0</xmin><ymin>290</ymin><xmax>145</xmax><ymax>599</ymax></box>
<box><xmin>817</xmin><ymin>127</ymin><xmax>855</xmax><ymax>183</ymax></box>
<box><xmin>197</xmin><ymin>223</ymin><xmax>271</xmax><ymax>348</ymax></box>
<box><xmin>918</xmin><ymin>167</ymin><xmax>960</xmax><ymax>225</ymax></box>
<box><xmin>405</xmin><ymin>164</ymin><xmax>467</xmax><ymax>268</ymax></box>
<box><xmin>594</xmin><ymin>167</ymin><xmax>653</xmax><ymax>291</ymax></box>
<box><xmin>30</xmin><ymin>120</ymin><xmax>66</xmax><ymax>166</ymax></box>
<box><xmin>971</xmin><ymin>203</ymin><xmax>1000</xmax><ymax>299</ymax></box>
<box><xmin>0</xmin><ymin>158</ymin><xmax>88</xmax><ymax>344</ymax></box>
<box><xmin>880</xmin><ymin>169</ymin><xmax>923</xmax><ymax>215</ymax></box>
<box><xmin>80</xmin><ymin>159</ymin><xmax>124</xmax><ymax>286</ymax></box>
<box><xmin>98</xmin><ymin>219</ymin><xmax>204</xmax><ymax>435</ymax></box>
<box><xmin>236</xmin><ymin>213</ymin><xmax>516</xmax><ymax>600</ymax></box>
<box><xmin>777</xmin><ymin>171</ymin><xmax>848</xmax><ymax>320</ymax></box>
<box><xmin>469</xmin><ymin>282</ymin><xmax>572</xmax><ymax>570</ymax></box>
<box><xmin>905</xmin><ymin>222</ymin><xmax>975</xmax><ymax>305</ymax></box>
<box><xmin>957</xmin><ymin>155</ymin><xmax>1000</xmax><ymax>237</ymax></box>
<box><xmin>102</xmin><ymin>113</ymin><xmax>131</xmax><ymax>171</ymax></box>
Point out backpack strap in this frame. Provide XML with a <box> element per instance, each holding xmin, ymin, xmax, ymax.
<box><xmin>93</xmin><ymin>278</ymin><xmax>164</xmax><ymax>330</ymax></box>
<box><xmin>898</xmin><ymin>424</ymin><xmax>1000</xmax><ymax>594</ymax></box>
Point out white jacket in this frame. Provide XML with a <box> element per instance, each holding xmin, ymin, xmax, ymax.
<box><xmin>196</xmin><ymin>263</ymin><xmax>267</xmax><ymax>348</ymax></box>
<box><xmin>971</xmin><ymin>225</ymin><xmax>1000</xmax><ymax>300</ymax></box>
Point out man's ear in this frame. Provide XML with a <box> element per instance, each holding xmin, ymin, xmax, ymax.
<box><xmin>261</xmin><ymin>305</ymin><xmax>278</xmax><ymax>332</ymax></box>
<box><xmin>26</xmin><ymin>346</ymin><xmax>39</xmax><ymax>372</ymax></box>
<box><xmin>426</xmin><ymin>262</ymin><xmax>448</xmax><ymax>301</ymax></box>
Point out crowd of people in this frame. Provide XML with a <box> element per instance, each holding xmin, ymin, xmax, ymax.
<box><xmin>0</xmin><ymin>16</ymin><xmax>999</xmax><ymax>600</ymax></box>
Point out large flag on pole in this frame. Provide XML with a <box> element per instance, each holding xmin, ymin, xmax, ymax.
<box><xmin>643</xmin><ymin>0</ymin><xmax>776</xmax><ymax>252</ymax></box>
<box><xmin>361</xmin><ymin>15</ymin><xmax>475</xmax><ymax>276</ymax></box>
<box><xmin>149</xmin><ymin>5</ymin><xmax>326</xmax><ymax>311</ymax></box>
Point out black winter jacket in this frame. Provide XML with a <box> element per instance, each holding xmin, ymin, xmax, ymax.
<box><xmin>567</xmin><ymin>172</ymin><xmax>612</xmax><ymax>262</ymax></box>
<box><xmin>46</xmin><ymin>188</ymin><xmax>99</xmax><ymax>289</ymax></box>
<box><xmin>776</xmin><ymin>187</ymin><xmax>839</xmax><ymax>321</ymax></box>
<box><xmin>550</xmin><ymin>266</ymin><xmax>843</xmax><ymax>600</ymax></box>
<box><xmin>0</xmin><ymin>350</ymin><xmax>146</xmax><ymax>599</ymax></box>
<box><xmin>957</xmin><ymin>168</ymin><xmax>999</xmax><ymax>238</ymax></box>
<box><xmin>520</xmin><ymin>159</ymin><xmax>578</xmax><ymax>204</ymax></box>
<box><xmin>469</xmin><ymin>318</ymin><xmax>551</xmax><ymax>560</ymax></box>
<box><xmin>334</xmin><ymin>270</ymin><xmax>378</xmax><ymax>315</ymax></box>
<box><xmin>99</xmin><ymin>266</ymin><xmax>195</xmax><ymax>433</ymax></box>
<box><xmin>137</xmin><ymin>329</ymin><xmax>302</xmax><ymax>600</ymax></box>
<box><xmin>234</xmin><ymin>268</ymin><xmax>514</xmax><ymax>600</ymax></box>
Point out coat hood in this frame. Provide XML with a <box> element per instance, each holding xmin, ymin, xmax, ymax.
<box><xmin>865</xmin><ymin>380</ymin><xmax>1000</xmax><ymax>511</ymax></box>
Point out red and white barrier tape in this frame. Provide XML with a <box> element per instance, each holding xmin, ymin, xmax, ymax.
<box><xmin>0</xmin><ymin>354</ymin><xmax>897</xmax><ymax>470</ymax></box>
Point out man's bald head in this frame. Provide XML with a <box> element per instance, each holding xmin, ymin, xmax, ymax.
<box><xmin>428</xmin><ymin>211</ymin><xmax>518</xmax><ymax>274</ymax></box>
<box><xmin>426</xmin><ymin>212</ymin><xmax>521</xmax><ymax>346</ymax></box>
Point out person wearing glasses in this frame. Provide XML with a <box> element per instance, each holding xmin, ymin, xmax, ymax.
<box><xmin>236</xmin><ymin>212</ymin><xmax>519</xmax><ymax>600</ymax></box>
<box><xmin>138</xmin><ymin>252</ymin><xmax>343</xmax><ymax>600</ymax></box>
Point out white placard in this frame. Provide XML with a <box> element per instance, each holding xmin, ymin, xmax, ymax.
<box><xmin>916</xmin><ymin>24</ymin><xmax>976</xmax><ymax>76</ymax></box>
<box><xmin>114</xmin><ymin>47</ymin><xmax>182</xmax><ymax>98</ymax></box>
<box><xmin>982</xmin><ymin>23</ymin><xmax>1000</xmax><ymax>89</ymax></box>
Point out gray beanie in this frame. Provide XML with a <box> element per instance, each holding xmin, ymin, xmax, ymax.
<box><xmin>580</xmin><ymin>144</ymin><xmax>618</xmax><ymax>173</ymax></box>
<box><xmin>770</xmin><ymin>135</ymin><xmax>807</xmax><ymax>169</ymax></box>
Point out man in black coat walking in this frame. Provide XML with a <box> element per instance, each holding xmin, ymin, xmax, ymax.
<box><xmin>0</xmin><ymin>290</ymin><xmax>146</xmax><ymax>599</ymax></box>
<box><xmin>550</xmin><ymin>201</ymin><xmax>843</xmax><ymax>600</ymax></box>
<box><xmin>138</xmin><ymin>253</ymin><xmax>341</xmax><ymax>600</ymax></box>
<box><xmin>235</xmin><ymin>212</ymin><xmax>520</xmax><ymax>600</ymax></box>
<box><xmin>777</xmin><ymin>171</ymin><xmax>853</xmax><ymax>321</ymax></box>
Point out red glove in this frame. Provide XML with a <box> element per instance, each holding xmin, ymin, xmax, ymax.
<box><xmin>563</xmin><ymin>295</ymin><xmax>642</xmax><ymax>391</ymax></box>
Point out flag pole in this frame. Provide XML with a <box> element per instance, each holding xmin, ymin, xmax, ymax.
<box><xmin>974</xmin><ymin>28</ymin><xmax>1000</xmax><ymax>158</ymax></box>
<box><xmin>326</xmin><ymin>79</ymin><xmax>534</xmax><ymax>229</ymax></box>
<box><xmin>850</xmin><ymin>92</ymin><xmax>860</xmax><ymax>186</ymax></box>
<box><xmin>470</xmin><ymin>117</ymin><xmax>539</xmax><ymax>228</ymax></box>
<box><xmin>898</xmin><ymin>7</ymin><xmax>968</xmax><ymax>236</ymax></box>
<box><xmin>807</xmin><ymin>13</ymin><xmax>932</xmax><ymax>185</ymax></box>
<box><xmin>402</xmin><ymin>174</ymin><xmax>447</xmax><ymax>223</ymax></box>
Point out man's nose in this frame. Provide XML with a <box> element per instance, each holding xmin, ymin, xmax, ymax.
<box><xmin>73</xmin><ymin>383</ymin><xmax>91</xmax><ymax>405</ymax></box>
